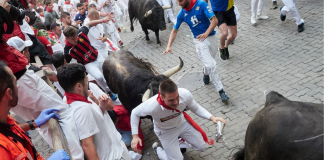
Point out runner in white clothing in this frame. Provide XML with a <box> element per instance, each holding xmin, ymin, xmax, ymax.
<box><xmin>57</xmin><ymin>63</ymin><xmax>131</xmax><ymax>160</ymax></box>
<box><xmin>131</xmin><ymin>79</ymin><xmax>226</xmax><ymax>160</ymax></box>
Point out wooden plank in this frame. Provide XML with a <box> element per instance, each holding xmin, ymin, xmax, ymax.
<box><xmin>34</xmin><ymin>56</ymin><xmax>72</xmax><ymax>159</ymax></box>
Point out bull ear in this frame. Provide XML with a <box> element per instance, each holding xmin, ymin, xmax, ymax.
<box><xmin>144</xmin><ymin>10</ymin><xmax>153</xmax><ymax>17</ymax></box>
<box><xmin>162</xmin><ymin>57</ymin><xmax>184</xmax><ymax>77</ymax></box>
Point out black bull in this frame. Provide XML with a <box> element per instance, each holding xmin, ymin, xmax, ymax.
<box><xmin>128</xmin><ymin>0</ymin><xmax>172</xmax><ymax>45</ymax></box>
<box><xmin>102</xmin><ymin>50</ymin><xmax>183</xmax><ymax>114</ymax></box>
<box><xmin>232</xmin><ymin>91</ymin><xmax>323</xmax><ymax>160</ymax></box>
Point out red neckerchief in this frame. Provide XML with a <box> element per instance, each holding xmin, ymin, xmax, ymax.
<box><xmin>39</xmin><ymin>14</ymin><xmax>44</xmax><ymax>17</ymax></box>
<box><xmin>65</xmin><ymin>39</ymin><xmax>74</xmax><ymax>47</ymax></box>
<box><xmin>184</xmin><ymin>0</ymin><xmax>197</xmax><ymax>11</ymax></box>
<box><xmin>65</xmin><ymin>1</ymin><xmax>71</xmax><ymax>4</ymax></box>
<box><xmin>157</xmin><ymin>92</ymin><xmax>214</xmax><ymax>145</ymax></box>
<box><xmin>47</xmin><ymin>8</ymin><xmax>53</xmax><ymax>12</ymax></box>
<box><xmin>65</xmin><ymin>92</ymin><xmax>92</xmax><ymax>104</ymax></box>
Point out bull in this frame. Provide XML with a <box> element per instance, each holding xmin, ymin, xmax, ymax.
<box><xmin>102</xmin><ymin>50</ymin><xmax>183</xmax><ymax>113</ymax></box>
<box><xmin>232</xmin><ymin>91</ymin><xmax>323</xmax><ymax>160</ymax></box>
<box><xmin>128</xmin><ymin>0</ymin><xmax>172</xmax><ymax>45</ymax></box>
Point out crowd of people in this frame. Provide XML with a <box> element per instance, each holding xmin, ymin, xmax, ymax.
<box><xmin>0</xmin><ymin>0</ymin><xmax>305</xmax><ymax>159</ymax></box>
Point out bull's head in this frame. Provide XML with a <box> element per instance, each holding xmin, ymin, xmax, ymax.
<box><xmin>144</xmin><ymin>5</ymin><xmax>172</xmax><ymax>31</ymax></box>
<box><xmin>142</xmin><ymin>57</ymin><xmax>183</xmax><ymax>102</ymax></box>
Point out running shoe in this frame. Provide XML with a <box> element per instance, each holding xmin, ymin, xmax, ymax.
<box><xmin>219</xmin><ymin>90</ymin><xmax>229</xmax><ymax>102</ymax></box>
<box><xmin>298</xmin><ymin>23</ymin><xmax>304</xmax><ymax>32</ymax></box>
<box><xmin>168</xmin><ymin>17</ymin><xmax>171</xmax><ymax>23</ymax></box>
<box><xmin>272</xmin><ymin>1</ymin><xmax>278</xmax><ymax>9</ymax></box>
<box><xmin>257</xmin><ymin>15</ymin><xmax>269</xmax><ymax>20</ymax></box>
<box><xmin>280</xmin><ymin>6</ymin><xmax>286</xmax><ymax>21</ymax></box>
<box><xmin>152</xmin><ymin>142</ymin><xmax>160</xmax><ymax>154</ymax></box>
<box><xmin>251</xmin><ymin>16</ymin><xmax>257</xmax><ymax>25</ymax></box>
<box><xmin>121</xmin><ymin>26</ymin><xmax>126</xmax><ymax>31</ymax></box>
<box><xmin>203</xmin><ymin>68</ymin><xmax>210</xmax><ymax>84</ymax></box>
<box><xmin>219</xmin><ymin>48</ymin><xmax>226</xmax><ymax>60</ymax></box>
<box><xmin>119</xmin><ymin>41</ymin><xmax>124</xmax><ymax>46</ymax></box>
<box><xmin>225</xmin><ymin>47</ymin><xmax>229</xmax><ymax>59</ymax></box>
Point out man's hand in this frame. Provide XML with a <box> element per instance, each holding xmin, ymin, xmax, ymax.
<box><xmin>196</xmin><ymin>32</ymin><xmax>208</xmax><ymax>42</ymax></box>
<box><xmin>35</xmin><ymin>108</ymin><xmax>60</xmax><ymax>127</ymax></box>
<box><xmin>68</xmin><ymin>7</ymin><xmax>73</xmax><ymax>13</ymax></box>
<box><xmin>162</xmin><ymin>46</ymin><xmax>173</xmax><ymax>55</ymax></box>
<box><xmin>102</xmin><ymin>15</ymin><xmax>113</xmax><ymax>23</ymax></box>
<box><xmin>88</xmin><ymin>90</ymin><xmax>99</xmax><ymax>105</ymax></box>
<box><xmin>98</xmin><ymin>94</ymin><xmax>109</xmax><ymax>111</ymax></box>
<box><xmin>210</xmin><ymin>116</ymin><xmax>226</xmax><ymax>125</ymax></box>
<box><xmin>0</xmin><ymin>0</ymin><xmax>10</xmax><ymax>12</ymax></box>
<box><xmin>105</xmin><ymin>0</ymin><xmax>111</xmax><ymax>5</ymax></box>
<box><xmin>131</xmin><ymin>135</ymin><xmax>142</xmax><ymax>153</ymax></box>
<box><xmin>76</xmin><ymin>20</ymin><xmax>82</xmax><ymax>24</ymax></box>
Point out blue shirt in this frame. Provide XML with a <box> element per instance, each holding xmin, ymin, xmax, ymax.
<box><xmin>210</xmin><ymin>0</ymin><xmax>234</xmax><ymax>11</ymax></box>
<box><xmin>74</xmin><ymin>11</ymin><xmax>88</xmax><ymax>26</ymax></box>
<box><xmin>174</xmin><ymin>0</ymin><xmax>216</xmax><ymax>38</ymax></box>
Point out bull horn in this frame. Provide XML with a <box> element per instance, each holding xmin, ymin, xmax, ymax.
<box><xmin>162</xmin><ymin>5</ymin><xmax>172</xmax><ymax>10</ymax></box>
<box><xmin>144</xmin><ymin>10</ymin><xmax>153</xmax><ymax>17</ymax></box>
<box><xmin>142</xmin><ymin>89</ymin><xmax>151</xmax><ymax>102</ymax></box>
<box><xmin>162</xmin><ymin>57</ymin><xmax>183</xmax><ymax>77</ymax></box>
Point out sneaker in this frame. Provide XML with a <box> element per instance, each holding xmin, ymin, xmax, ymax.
<box><xmin>251</xmin><ymin>16</ymin><xmax>257</xmax><ymax>25</ymax></box>
<box><xmin>203</xmin><ymin>74</ymin><xmax>210</xmax><ymax>85</ymax></box>
<box><xmin>272</xmin><ymin>1</ymin><xmax>278</xmax><ymax>9</ymax></box>
<box><xmin>257</xmin><ymin>15</ymin><xmax>269</xmax><ymax>20</ymax></box>
<box><xmin>121</xmin><ymin>26</ymin><xmax>126</xmax><ymax>31</ymax></box>
<box><xmin>225</xmin><ymin>47</ymin><xmax>229</xmax><ymax>59</ymax></box>
<box><xmin>219</xmin><ymin>48</ymin><xmax>226</xmax><ymax>60</ymax></box>
<box><xmin>167</xmin><ymin>17</ymin><xmax>171</xmax><ymax>23</ymax></box>
<box><xmin>152</xmin><ymin>142</ymin><xmax>159</xmax><ymax>154</ymax></box>
<box><xmin>219</xmin><ymin>90</ymin><xmax>229</xmax><ymax>102</ymax></box>
<box><xmin>298</xmin><ymin>23</ymin><xmax>304</xmax><ymax>32</ymax></box>
<box><xmin>231</xmin><ymin>40</ymin><xmax>234</xmax><ymax>45</ymax></box>
<box><xmin>180</xmin><ymin>148</ymin><xmax>187</xmax><ymax>154</ymax></box>
<box><xmin>108</xmin><ymin>92</ymin><xmax>118</xmax><ymax>101</ymax></box>
<box><xmin>119</xmin><ymin>41</ymin><xmax>124</xmax><ymax>46</ymax></box>
<box><xmin>117</xmin><ymin>28</ymin><xmax>121</xmax><ymax>32</ymax></box>
<box><xmin>280</xmin><ymin>6</ymin><xmax>286</xmax><ymax>21</ymax></box>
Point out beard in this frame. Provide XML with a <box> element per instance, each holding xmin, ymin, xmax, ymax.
<box><xmin>9</xmin><ymin>94</ymin><xmax>18</xmax><ymax>107</ymax></box>
<box><xmin>181</xmin><ymin>0</ymin><xmax>190</xmax><ymax>9</ymax></box>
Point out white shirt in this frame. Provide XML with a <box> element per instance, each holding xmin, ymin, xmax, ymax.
<box><xmin>58</xmin><ymin>0</ymin><xmax>65</xmax><ymax>6</ymax></box>
<box><xmin>63</xmin><ymin>3</ymin><xmax>74</xmax><ymax>12</ymax></box>
<box><xmin>71</xmin><ymin>0</ymin><xmax>80</xmax><ymax>8</ymax></box>
<box><xmin>89</xmin><ymin>0</ymin><xmax>102</xmax><ymax>11</ymax></box>
<box><xmin>87</xmin><ymin>24</ymin><xmax>108</xmax><ymax>49</ymax></box>
<box><xmin>99</xmin><ymin>0</ymin><xmax>114</xmax><ymax>13</ymax></box>
<box><xmin>69</xmin><ymin>86</ymin><xmax>125</xmax><ymax>160</ymax></box>
<box><xmin>59</xmin><ymin>32</ymin><xmax>66</xmax><ymax>48</ymax></box>
<box><xmin>53</xmin><ymin>3</ymin><xmax>60</xmax><ymax>15</ymax></box>
<box><xmin>131</xmin><ymin>88</ymin><xmax>213</xmax><ymax>134</ymax></box>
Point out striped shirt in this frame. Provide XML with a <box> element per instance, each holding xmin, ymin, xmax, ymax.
<box><xmin>64</xmin><ymin>26</ymin><xmax>98</xmax><ymax>65</ymax></box>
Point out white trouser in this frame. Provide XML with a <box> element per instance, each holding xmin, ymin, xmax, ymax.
<box><xmin>85</xmin><ymin>54</ymin><xmax>111</xmax><ymax>93</ymax></box>
<box><xmin>154</xmin><ymin>121</ymin><xmax>206</xmax><ymax>160</ymax></box>
<box><xmin>251</xmin><ymin>0</ymin><xmax>266</xmax><ymax>17</ymax></box>
<box><xmin>193</xmin><ymin>35</ymin><xmax>224</xmax><ymax>92</ymax></box>
<box><xmin>281</xmin><ymin>0</ymin><xmax>304</xmax><ymax>25</ymax></box>
<box><xmin>117</xmin><ymin>0</ymin><xmax>128</xmax><ymax>22</ymax></box>
<box><xmin>157</xmin><ymin>0</ymin><xmax>176</xmax><ymax>25</ymax></box>
<box><xmin>128</xmin><ymin>151</ymin><xmax>142</xmax><ymax>160</ymax></box>
<box><xmin>120</xmin><ymin>143</ymin><xmax>132</xmax><ymax>160</ymax></box>
<box><xmin>103</xmin><ymin>21</ymin><xmax>121</xmax><ymax>45</ymax></box>
<box><xmin>11</xmin><ymin>70</ymin><xmax>84</xmax><ymax>160</ymax></box>
<box><xmin>114</xmin><ymin>4</ymin><xmax>124</xmax><ymax>27</ymax></box>
<box><xmin>97</xmin><ymin>43</ymin><xmax>110</xmax><ymax>59</ymax></box>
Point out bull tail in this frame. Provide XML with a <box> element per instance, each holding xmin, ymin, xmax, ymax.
<box><xmin>230</xmin><ymin>147</ymin><xmax>245</xmax><ymax>160</ymax></box>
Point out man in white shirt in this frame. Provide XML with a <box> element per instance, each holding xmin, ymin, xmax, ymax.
<box><xmin>86</xmin><ymin>9</ymin><xmax>119</xmax><ymax>59</ymax></box>
<box><xmin>131</xmin><ymin>79</ymin><xmax>226</xmax><ymax>160</ymax></box>
<box><xmin>57</xmin><ymin>63</ymin><xmax>131</xmax><ymax>160</ymax></box>
<box><xmin>50</xmin><ymin>22</ymin><xmax>66</xmax><ymax>48</ymax></box>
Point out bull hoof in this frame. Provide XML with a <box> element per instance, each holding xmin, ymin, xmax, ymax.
<box><xmin>130</xmin><ymin>26</ymin><xmax>134</xmax><ymax>32</ymax></box>
<box><xmin>157</xmin><ymin>43</ymin><xmax>162</xmax><ymax>46</ymax></box>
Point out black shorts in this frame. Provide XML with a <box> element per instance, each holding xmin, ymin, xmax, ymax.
<box><xmin>214</xmin><ymin>6</ymin><xmax>237</xmax><ymax>27</ymax></box>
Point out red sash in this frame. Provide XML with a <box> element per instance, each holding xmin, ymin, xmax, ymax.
<box><xmin>156</xmin><ymin>92</ymin><xmax>214</xmax><ymax>145</ymax></box>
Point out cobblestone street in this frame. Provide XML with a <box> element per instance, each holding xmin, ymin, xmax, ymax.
<box><xmin>30</xmin><ymin>0</ymin><xmax>323</xmax><ymax>159</ymax></box>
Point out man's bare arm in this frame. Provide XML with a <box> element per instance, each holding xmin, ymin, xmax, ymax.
<box><xmin>81</xmin><ymin>136</ymin><xmax>100</xmax><ymax>160</ymax></box>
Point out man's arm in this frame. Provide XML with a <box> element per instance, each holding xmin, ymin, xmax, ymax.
<box><xmin>162</xmin><ymin>29</ymin><xmax>178</xmax><ymax>55</ymax></box>
<box><xmin>86</xmin><ymin>14</ymin><xmax>113</xmax><ymax>28</ymax></box>
<box><xmin>196</xmin><ymin>16</ymin><xmax>217</xmax><ymax>41</ymax></box>
<box><xmin>81</xmin><ymin>136</ymin><xmax>100</xmax><ymax>160</ymax></box>
<box><xmin>18</xmin><ymin>121</ymin><xmax>37</xmax><ymax>132</ymax></box>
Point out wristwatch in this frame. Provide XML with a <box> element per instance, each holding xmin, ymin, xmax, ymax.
<box><xmin>27</xmin><ymin>120</ymin><xmax>36</xmax><ymax>130</ymax></box>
